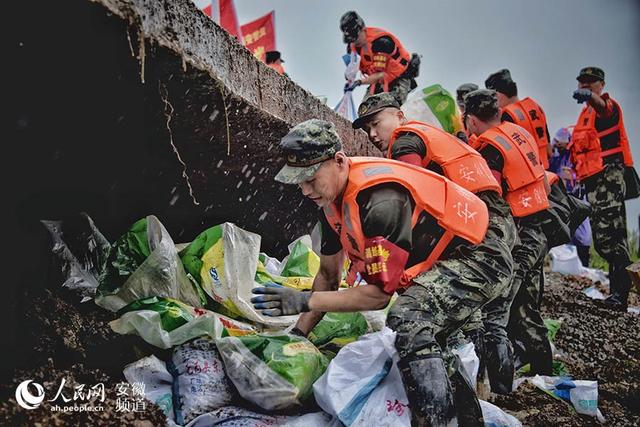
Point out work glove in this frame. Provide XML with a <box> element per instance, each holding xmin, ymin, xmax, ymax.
<box><xmin>572</xmin><ymin>88</ymin><xmax>592</xmax><ymax>104</ymax></box>
<box><xmin>344</xmin><ymin>79</ymin><xmax>361</xmax><ymax>92</ymax></box>
<box><xmin>251</xmin><ymin>283</ymin><xmax>312</xmax><ymax>316</ymax></box>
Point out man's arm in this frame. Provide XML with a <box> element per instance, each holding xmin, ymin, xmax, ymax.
<box><xmin>586</xmin><ymin>92</ymin><xmax>609</xmax><ymax>116</ymax></box>
<box><xmin>390</xmin><ymin>132</ymin><xmax>427</xmax><ymax>167</ymax></box>
<box><xmin>293</xmin><ymin>251</ymin><xmax>344</xmax><ymax>335</ymax></box>
<box><xmin>308</xmin><ymin>284</ymin><xmax>391</xmax><ymax>312</ymax></box>
<box><xmin>359</xmin><ymin>72</ymin><xmax>385</xmax><ymax>86</ymax></box>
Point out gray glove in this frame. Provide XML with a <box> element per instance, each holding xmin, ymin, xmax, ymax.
<box><xmin>251</xmin><ymin>283</ymin><xmax>312</xmax><ymax>316</ymax></box>
<box><xmin>573</xmin><ymin>88</ymin><xmax>592</xmax><ymax>104</ymax></box>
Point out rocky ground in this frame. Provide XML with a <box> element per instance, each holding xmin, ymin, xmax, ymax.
<box><xmin>491</xmin><ymin>272</ymin><xmax>640</xmax><ymax>426</ymax></box>
<box><xmin>1</xmin><ymin>271</ymin><xmax>638</xmax><ymax>426</ymax></box>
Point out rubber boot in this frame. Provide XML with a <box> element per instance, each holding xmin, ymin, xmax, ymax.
<box><xmin>604</xmin><ymin>263</ymin><xmax>631</xmax><ymax>310</ymax></box>
<box><xmin>399</xmin><ymin>356</ymin><xmax>458</xmax><ymax>427</ymax></box>
<box><xmin>529</xmin><ymin>338</ymin><xmax>553</xmax><ymax>375</ymax></box>
<box><xmin>450</xmin><ymin>357</ymin><xmax>484</xmax><ymax>427</ymax></box>
<box><xmin>484</xmin><ymin>340</ymin><xmax>514</xmax><ymax>394</ymax></box>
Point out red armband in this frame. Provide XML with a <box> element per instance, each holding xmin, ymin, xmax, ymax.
<box><xmin>395</xmin><ymin>153</ymin><xmax>423</xmax><ymax>167</ymax></box>
<box><xmin>363</xmin><ymin>236</ymin><xmax>409</xmax><ymax>295</ymax></box>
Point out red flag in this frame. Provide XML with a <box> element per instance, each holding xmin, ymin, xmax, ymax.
<box><xmin>212</xmin><ymin>0</ymin><xmax>242</xmax><ymax>39</ymax></box>
<box><xmin>241</xmin><ymin>11</ymin><xmax>276</xmax><ymax>63</ymax></box>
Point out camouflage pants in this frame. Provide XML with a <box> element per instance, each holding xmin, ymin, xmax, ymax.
<box><xmin>505</xmin><ymin>223</ymin><xmax>552</xmax><ymax>373</ymax></box>
<box><xmin>365</xmin><ymin>75</ymin><xmax>415</xmax><ymax>106</ymax></box>
<box><xmin>387</xmin><ymin>209</ymin><xmax>517</xmax><ymax>361</ymax></box>
<box><xmin>586</xmin><ymin>163</ymin><xmax>632</xmax><ymax>291</ymax></box>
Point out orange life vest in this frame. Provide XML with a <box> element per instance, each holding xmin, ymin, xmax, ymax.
<box><xmin>502</xmin><ymin>97</ymin><xmax>550</xmax><ymax>169</ymax></box>
<box><xmin>267</xmin><ymin>62</ymin><xmax>285</xmax><ymax>75</ymax></box>
<box><xmin>470</xmin><ymin>122</ymin><xmax>550</xmax><ymax>218</ymax></box>
<box><xmin>323</xmin><ymin>157</ymin><xmax>488</xmax><ymax>288</ymax></box>
<box><xmin>388</xmin><ymin>121</ymin><xmax>502</xmax><ymax>195</ymax></box>
<box><xmin>351</xmin><ymin>27</ymin><xmax>411</xmax><ymax>93</ymax></box>
<box><xmin>546</xmin><ymin>171</ymin><xmax>559</xmax><ymax>186</ymax></box>
<box><xmin>570</xmin><ymin>96</ymin><xmax>633</xmax><ymax>180</ymax></box>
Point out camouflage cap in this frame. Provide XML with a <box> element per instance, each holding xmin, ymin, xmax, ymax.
<box><xmin>274</xmin><ymin>119</ymin><xmax>342</xmax><ymax>184</ymax></box>
<box><xmin>463</xmin><ymin>89</ymin><xmax>499</xmax><ymax>121</ymax></box>
<box><xmin>456</xmin><ymin>83</ymin><xmax>479</xmax><ymax>103</ymax></box>
<box><xmin>577</xmin><ymin>66</ymin><xmax>605</xmax><ymax>82</ymax></box>
<box><xmin>485</xmin><ymin>68</ymin><xmax>514</xmax><ymax>94</ymax></box>
<box><xmin>352</xmin><ymin>92</ymin><xmax>400</xmax><ymax>129</ymax></box>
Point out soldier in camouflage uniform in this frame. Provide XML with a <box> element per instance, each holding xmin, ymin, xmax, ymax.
<box><xmin>464</xmin><ymin>90</ymin><xmax>556</xmax><ymax>392</ymax></box>
<box><xmin>251</xmin><ymin>118</ymin><xmax>520</xmax><ymax>426</ymax></box>
<box><xmin>353</xmin><ymin>92</ymin><xmax>519</xmax><ymax>393</ymax></box>
<box><xmin>571</xmin><ymin>66</ymin><xmax>639</xmax><ymax>308</ymax></box>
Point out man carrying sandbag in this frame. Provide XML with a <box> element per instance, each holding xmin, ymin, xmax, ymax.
<box><xmin>351</xmin><ymin>92</ymin><xmax>518</xmax><ymax>395</ymax></box>
<box><xmin>339</xmin><ymin>11</ymin><xmax>419</xmax><ymax>105</ymax></box>
<box><xmin>251</xmin><ymin>119</ymin><xmax>515</xmax><ymax>426</ymax></box>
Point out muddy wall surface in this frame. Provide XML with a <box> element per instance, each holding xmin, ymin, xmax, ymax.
<box><xmin>4</xmin><ymin>0</ymin><xmax>372</xmax><ymax>375</ymax></box>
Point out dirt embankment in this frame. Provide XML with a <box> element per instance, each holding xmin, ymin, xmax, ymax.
<box><xmin>491</xmin><ymin>272</ymin><xmax>640</xmax><ymax>426</ymax></box>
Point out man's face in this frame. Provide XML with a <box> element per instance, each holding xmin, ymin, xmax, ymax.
<box><xmin>495</xmin><ymin>91</ymin><xmax>509</xmax><ymax>108</ymax></box>
<box><xmin>578</xmin><ymin>79</ymin><xmax>604</xmax><ymax>96</ymax></box>
<box><xmin>298</xmin><ymin>159</ymin><xmax>343</xmax><ymax>207</ymax></box>
<box><xmin>354</xmin><ymin>29</ymin><xmax>367</xmax><ymax>47</ymax></box>
<box><xmin>361</xmin><ymin>108</ymin><xmax>403</xmax><ymax>153</ymax></box>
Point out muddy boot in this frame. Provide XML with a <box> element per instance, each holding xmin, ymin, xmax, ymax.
<box><xmin>529</xmin><ymin>338</ymin><xmax>553</xmax><ymax>375</ymax></box>
<box><xmin>484</xmin><ymin>340</ymin><xmax>514</xmax><ymax>394</ymax></box>
<box><xmin>399</xmin><ymin>356</ymin><xmax>458</xmax><ymax>427</ymax></box>
<box><xmin>604</xmin><ymin>264</ymin><xmax>631</xmax><ymax>310</ymax></box>
<box><xmin>450</xmin><ymin>359</ymin><xmax>484</xmax><ymax>426</ymax></box>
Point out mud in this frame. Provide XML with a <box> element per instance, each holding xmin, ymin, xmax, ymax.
<box><xmin>490</xmin><ymin>272</ymin><xmax>640</xmax><ymax>426</ymax></box>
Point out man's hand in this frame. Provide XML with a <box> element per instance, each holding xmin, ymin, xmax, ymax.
<box><xmin>344</xmin><ymin>79</ymin><xmax>361</xmax><ymax>92</ymax></box>
<box><xmin>573</xmin><ymin>88</ymin><xmax>592</xmax><ymax>104</ymax></box>
<box><xmin>251</xmin><ymin>283</ymin><xmax>312</xmax><ymax>316</ymax></box>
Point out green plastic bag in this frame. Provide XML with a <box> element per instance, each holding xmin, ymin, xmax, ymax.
<box><xmin>422</xmin><ymin>84</ymin><xmax>464</xmax><ymax>135</ymax></box>
<box><xmin>280</xmin><ymin>240</ymin><xmax>320</xmax><ymax>278</ymax></box>
<box><xmin>99</xmin><ymin>217</ymin><xmax>150</xmax><ymax>295</ymax></box>
<box><xmin>308</xmin><ymin>312</ymin><xmax>368</xmax><ymax>358</ymax></box>
<box><xmin>117</xmin><ymin>296</ymin><xmax>194</xmax><ymax>331</ymax></box>
<box><xmin>111</xmin><ymin>297</ymin><xmax>256</xmax><ymax>349</ymax></box>
<box><xmin>216</xmin><ymin>334</ymin><xmax>328</xmax><ymax>410</ymax></box>
<box><xmin>544</xmin><ymin>318</ymin><xmax>562</xmax><ymax>342</ymax></box>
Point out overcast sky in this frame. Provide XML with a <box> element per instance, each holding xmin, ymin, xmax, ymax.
<box><xmin>233</xmin><ymin>0</ymin><xmax>640</xmax><ymax>231</ymax></box>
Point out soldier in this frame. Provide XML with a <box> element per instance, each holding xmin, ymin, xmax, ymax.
<box><xmin>251</xmin><ymin>118</ymin><xmax>517</xmax><ymax>425</ymax></box>
<box><xmin>571</xmin><ymin>66</ymin><xmax>638</xmax><ymax>308</ymax></box>
<box><xmin>464</xmin><ymin>89</ymin><xmax>556</xmax><ymax>388</ymax></box>
<box><xmin>485</xmin><ymin>69</ymin><xmax>552</xmax><ymax>169</ymax></box>
<box><xmin>339</xmin><ymin>11</ymin><xmax>419</xmax><ymax>105</ymax></box>
<box><xmin>352</xmin><ymin>92</ymin><xmax>519</xmax><ymax>394</ymax></box>
<box><xmin>456</xmin><ymin>83</ymin><xmax>479</xmax><ymax>115</ymax></box>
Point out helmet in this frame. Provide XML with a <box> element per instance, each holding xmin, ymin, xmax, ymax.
<box><xmin>340</xmin><ymin>11</ymin><xmax>365</xmax><ymax>43</ymax></box>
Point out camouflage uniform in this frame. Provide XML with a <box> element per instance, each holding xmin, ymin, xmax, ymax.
<box><xmin>505</xmin><ymin>221</ymin><xmax>551</xmax><ymax>373</ymax></box>
<box><xmin>364</xmin><ymin>76</ymin><xmax>415</xmax><ymax>106</ymax></box>
<box><xmin>387</xmin><ymin>195</ymin><xmax>517</xmax><ymax>362</ymax></box>
<box><xmin>585</xmin><ymin>163</ymin><xmax>632</xmax><ymax>299</ymax></box>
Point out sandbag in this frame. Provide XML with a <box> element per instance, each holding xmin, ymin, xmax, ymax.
<box><xmin>123</xmin><ymin>355</ymin><xmax>175</xmax><ymax>421</ymax></box>
<box><xmin>169</xmin><ymin>338</ymin><xmax>235</xmax><ymax>425</ymax></box>
<box><xmin>402</xmin><ymin>84</ymin><xmax>464</xmax><ymax>135</ymax></box>
<box><xmin>96</xmin><ymin>215</ymin><xmax>203</xmax><ymax>312</ymax></box>
<box><xmin>110</xmin><ymin>297</ymin><xmax>255</xmax><ymax>349</ymax></box>
<box><xmin>313</xmin><ymin>328</ymin><xmax>411</xmax><ymax>426</ymax></box>
<box><xmin>216</xmin><ymin>333</ymin><xmax>329</xmax><ymax>411</ymax></box>
<box><xmin>308</xmin><ymin>312</ymin><xmax>368</xmax><ymax>359</ymax></box>
<box><xmin>180</xmin><ymin>223</ymin><xmax>298</xmax><ymax>328</ymax></box>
